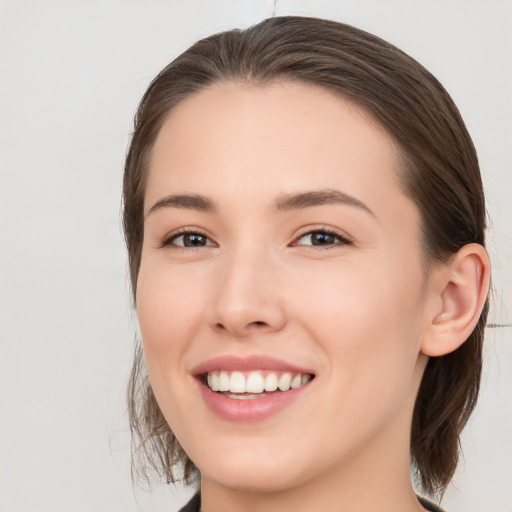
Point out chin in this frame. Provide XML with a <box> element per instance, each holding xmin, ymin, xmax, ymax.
<box><xmin>190</xmin><ymin>439</ymin><xmax>323</xmax><ymax>494</ymax></box>
<box><xmin>200</xmin><ymin>462</ymin><xmax>307</xmax><ymax>493</ymax></box>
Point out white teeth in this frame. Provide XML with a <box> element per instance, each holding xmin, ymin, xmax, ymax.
<box><xmin>205</xmin><ymin>370</ymin><xmax>313</xmax><ymax>394</ymax></box>
<box><xmin>278</xmin><ymin>373</ymin><xmax>292</xmax><ymax>391</ymax></box>
<box><xmin>264</xmin><ymin>373</ymin><xmax>278</xmax><ymax>392</ymax></box>
<box><xmin>223</xmin><ymin>393</ymin><xmax>265</xmax><ymax>400</ymax></box>
<box><xmin>230</xmin><ymin>371</ymin><xmax>246</xmax><ymax>393</ymax></box>
<box><xmin>210</xmin><ymin>373</ymin><xmax>219</xmax><ymax>391</ymax></box>
<box><xmin>246</xmin><ymin>372</ymin><xmax>265</xmax><ymax>393</ymax></box>
<box><xmin>219</xmin><ymin>371</ymin><xmax>230</xmax><ymax>392</ymax></box>
<box><xmin>211</xmin><ymin>373</ymin><xmax>221</xmax><ymax>391</ymax></box>
<box><xmin>291</xmin><ymin>374</ymin><xmax>302</xmax><ymax>389</ymax></box>
<box><xmin>301</xmin><ymin>374</ymin><xmax>312</xmax><ymax>386</ymax></box>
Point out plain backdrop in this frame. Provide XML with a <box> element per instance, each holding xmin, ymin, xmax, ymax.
<box><xmin>0</xmin><ymin>1</ymin><xmax>510</xmax><ymax>511</ymax></box>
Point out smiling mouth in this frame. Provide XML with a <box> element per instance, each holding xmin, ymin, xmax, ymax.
<box><xmin>202</xmin><ymin>370</ymin><xmax>314</xmax><ymax>399</ymax></box>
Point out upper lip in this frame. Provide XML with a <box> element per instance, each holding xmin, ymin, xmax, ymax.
<box><xmin>191</xmin><ymin>355</ymin><xmax>315</xmax><ymax>376</ymax></box>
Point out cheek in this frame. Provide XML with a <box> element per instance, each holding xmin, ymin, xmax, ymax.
<box><xmin>291</xmin><ymin>258</ymin><xmax>425</xmax><ymax>393</ymax></box>
<box><xmin>135</xmin><ymin>264</ymin><xmax>210</xmax><ymax>434</ymax></box>
<box><xmin>136</xmin><ymin>263</ymin><xmax>206</xmax><ymax>373</ymax></box>
<box><xmin>290</xmin><ymin>265</ymin><xmax>426</xmax><ymax>455</ymax></box>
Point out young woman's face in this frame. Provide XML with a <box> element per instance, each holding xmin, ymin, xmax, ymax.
<box><xmin>137</xmin><ymin>82</ymin><xmax>434</xmax><ymax>492</ymax></box>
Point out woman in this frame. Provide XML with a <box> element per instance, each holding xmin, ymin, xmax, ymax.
<box><xmin>123</xmin><ymin>16</ymin><xmax>490</xmax><ymax>512</ymax></box>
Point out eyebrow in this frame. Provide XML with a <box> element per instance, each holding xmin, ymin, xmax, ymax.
<box><xmin>272</xmin><ymin>189</ymin><xmax>374</xmax><ymax>216</ymax></box>
<box><xmin>146</xmin><ymin>189</ymin><xmax>374</xmax><ymax>217</ymax></box>
<box><xmin>147</xmin><ymin>194</ymin><xmax>217</xmax><ymax>216</ymax></box>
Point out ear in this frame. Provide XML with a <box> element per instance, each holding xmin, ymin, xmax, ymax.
<box><xmin>421</xmin><ymin>243</ymin><xmax>490</xmax><ymax>357</ymax></box>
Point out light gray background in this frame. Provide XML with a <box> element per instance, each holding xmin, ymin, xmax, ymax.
<box><xmin>0</xmin><ymin>1</ymin><xmax>510</xmax><ymax>511</ymax></box>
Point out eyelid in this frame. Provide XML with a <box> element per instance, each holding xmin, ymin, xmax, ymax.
<box><xmin>161</xmin><ymin>227</ymin><xmax>216</xmax><ymax>248</ymax></box>
<box><xmin>292</xmin><ymin>226</ymin><xmax>353</xmax><ymax>248</ymax></box>
<box><xmin>160</xmin><ymin>225</ymin><xmax>353</xmax><ymax>249</ymax></box>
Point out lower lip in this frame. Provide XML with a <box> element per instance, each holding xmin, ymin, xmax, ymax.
<box><xmin>197</xmin><ymin>380</ymin><xmax>312</xmax><ymax>422</ymax></box>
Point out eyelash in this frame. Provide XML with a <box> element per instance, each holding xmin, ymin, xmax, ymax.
<box><xmin>293</xmin><ymin>227</ymin><xmax>352</xmax><ymax>249</ymax></box>
<box><xmin>161</xmin><ymin>228</ymin><xmax>214</xmax><ymax>249</ymax></box>
<box><xmin>161</xmin><ymin>226</ymin><xmax>352</xmax><ymax>250</ymax></box>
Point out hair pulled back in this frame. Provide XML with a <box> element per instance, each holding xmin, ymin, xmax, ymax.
<box><xmin>123</xmin><ymin>16</ymin><xmax>488</xmax><ymax>496</ymax></box>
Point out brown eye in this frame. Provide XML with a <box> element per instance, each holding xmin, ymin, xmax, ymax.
<box><xmin>164</xmin><ymin>231</ymin><xmax>215</xmax><ymax>248</ymax></box>
<box><xmin>296</xmin><ymin>230</ymin><xmax>351</xmax><ymax>247</ymax></box>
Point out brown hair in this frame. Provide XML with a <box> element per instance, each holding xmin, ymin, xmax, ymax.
<box><xmin>123</xmin><ymin>16</ymin><xmax>488</xmax><ymax>496</ymax></box>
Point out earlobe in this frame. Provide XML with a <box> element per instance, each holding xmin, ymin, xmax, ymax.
<box><xmin>421</xmin><ymin>243</ymin><xmax>490</xmax><ymax>357</ymax></box>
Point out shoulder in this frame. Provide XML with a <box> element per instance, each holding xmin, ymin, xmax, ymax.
<box><xmin>178</xmin><ymin>491</ymin><xmax>445</xmax><ymax>512</ymax></box>
<box><xmin>178</xmin><ymin>492</ymin><xmax>201</xmax><ymax>512</ymax></box>
<box><xmin>417</xmin><ymin>493</ymin><xmax>446</xmax><ymax>512</ymax></box>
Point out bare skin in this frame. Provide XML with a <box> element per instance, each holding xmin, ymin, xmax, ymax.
<box><xmin>137</xmin><ymin>81</ymin><xmax>489</xmax><ymax>512</ymax></box>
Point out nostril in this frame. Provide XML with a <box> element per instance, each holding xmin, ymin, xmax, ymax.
<box><xmin>215</xmin><ymin>320</ymin><xmax>267</xmax><ymax>332</ymax></box>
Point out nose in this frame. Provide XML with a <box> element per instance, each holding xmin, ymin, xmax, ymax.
<box><xmin>209</xmin><ymin>248</ymin><xmax>287</xmax><ymax>338</ymax></box>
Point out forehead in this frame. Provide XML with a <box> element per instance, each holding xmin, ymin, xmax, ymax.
<box><xmin>146</xmin><ymin>80</ymin><xmax>414</xmax><ymax>223</ymax></box>
<box><xmin>151</xmin><ymin>81</ymin><xmax>392</xmax><ymax>164</ymax></box>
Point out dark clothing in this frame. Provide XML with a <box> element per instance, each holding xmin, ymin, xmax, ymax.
<box><xmin>417</xmin><ymin>494</ymin><xmax>445</xmax><ymax>512</ymax></box>
<box><xmin>178</xmin><ymin>491</ymin><xmax>445</xmax><ymax>511</ymax></box>
<box><xmin>179</xmin><ymin>492</ymin><xmax>201</xmax><ymax>512</ymax></box>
